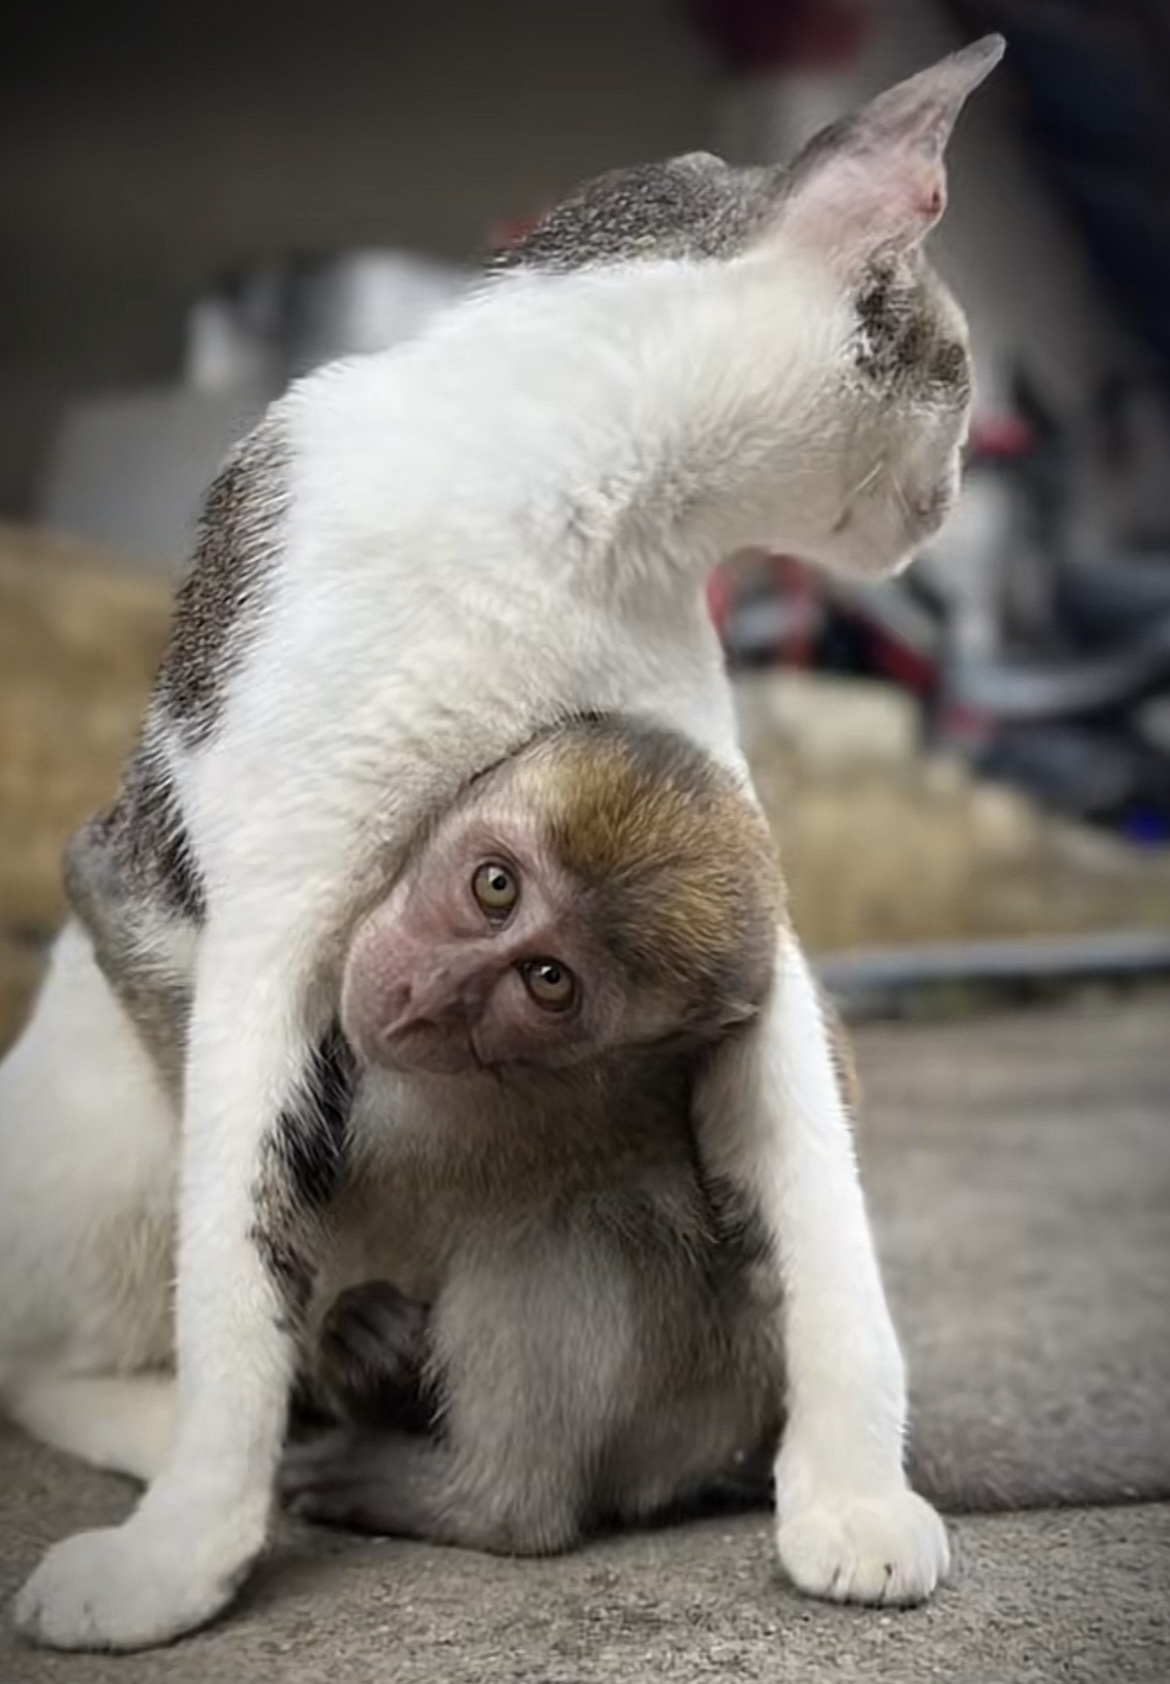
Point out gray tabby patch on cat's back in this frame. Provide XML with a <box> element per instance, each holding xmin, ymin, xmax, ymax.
<box><xmin>495</xmin><ymin>152</ymin><xmax>778</xmax><ymax>273</ymax></box>
<box><xmin>156</xmin><ymin>419</ymin><xmax>289</xmax><ymax>745</ymax></box>
<box><xmin>64</xmin><ymin>747</ymin><xmax>204</xmax><ymax>1091</ymax></box>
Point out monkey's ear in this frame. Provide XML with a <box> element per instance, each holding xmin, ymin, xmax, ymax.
<box><xmin>780</xmin><ymin>34</ymin><xmax>1004</xmax><ymax>272</ymax></box>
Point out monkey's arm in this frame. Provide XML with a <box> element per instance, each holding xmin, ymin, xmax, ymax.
<box><xmin>285</xmin><ymin>1287</ymin><xmax>462</xmax><ymax>1540</ymax></box>
<box><xmin>284</xmin><ymin>1237</ymin><xmax>610</xmax><ymax>1557</ymax></box>
<box><xmin>693</xmin><ymin>927</ymin><xmax>948</xmax><ymax>1607</ymax></box>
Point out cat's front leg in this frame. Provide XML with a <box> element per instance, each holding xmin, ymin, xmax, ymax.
<box><xmin>13</xmin><ymin>926</ymin><xmax>356</xmax><ymax>1651</ymax></box>
<box><xmin>695</xmin><ymin>928</ymin><xmax>948</xmax><ymax>1606</ymax></box>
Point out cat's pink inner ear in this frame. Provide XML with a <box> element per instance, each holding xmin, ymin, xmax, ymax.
<box><xmin>781</xmin><ymin>34</ymin><xmax>1004</xmax><ymax>273</ymax></box>
<box><xmin>783</xmin><ymin>148</ymin><xmax>949</xmax><ymax>271</ymax></box>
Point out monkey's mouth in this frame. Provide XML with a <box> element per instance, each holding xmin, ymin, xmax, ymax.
<box><xmin>375</xmin><ymin>1024</ymin><xmax>488</xmax><ymax>1077</ymax></box>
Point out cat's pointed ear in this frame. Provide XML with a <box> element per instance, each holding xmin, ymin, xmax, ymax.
<box><xmin>780</xmin><ymin>34</ymin><xmax>1004</xmax><ymax>273</ymax></box>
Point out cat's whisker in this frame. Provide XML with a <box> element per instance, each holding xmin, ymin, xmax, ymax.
<box><xmin>885</xmin><ymin>465</ymin><xmax>914</xmax><ymax>522</ymax></box>
<box><xmin>848</xmin><ymin>460</ymin><xmax>886</xmax><ymax>503</ymax></box>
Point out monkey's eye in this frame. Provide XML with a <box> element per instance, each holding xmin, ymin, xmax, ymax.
<box><xmin>472</xmin><ymin>861</ymin><xmax>519</xmax><ymax>918</ymax></box>
<box><xmin>521</xmin><ymin>958</ymin><xmax>576</xmax><ymax>1013</ymax></box>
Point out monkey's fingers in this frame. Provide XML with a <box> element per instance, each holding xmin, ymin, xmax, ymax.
<box><xmin>280</xmin><ymin>1429</ymin><xmax>359</xmax><ymax>1503</ymax></box>
<box><xmin>287</xmin><ymin>1472</ymin><xmax>397</xmax><ymax>1535</ymax></box>
<box><xmin>281</xmin><ymin>1430</ymin><xmax>421</xmax><ymax>1536</ymax></box>
<box><xmin>315</xmin><ymin>1282</ymin><xmax>431</xmax><ymax>1411</ymax></box>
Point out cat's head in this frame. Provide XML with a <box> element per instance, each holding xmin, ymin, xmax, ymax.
<box><xmin>496</xmin><ymin>35</ymin><xmax>1003</xmax><ymax>580</ymax></box>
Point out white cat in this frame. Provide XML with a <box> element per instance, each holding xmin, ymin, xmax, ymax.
<box><xmin>0</xmin><ymin>37</ymin><xmax>1002</xmax><ymax>1649</ymax></box>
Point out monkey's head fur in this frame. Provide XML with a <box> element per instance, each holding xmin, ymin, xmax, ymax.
<box><xmin>476</xmin><ymin>36</ymin><xmax>1002</xmax><ymax>582</ymax></box>
<box><xmin>341</xmin><ymin>717</ymin><xmax>782</xmax><ymax>1077</ymax></box>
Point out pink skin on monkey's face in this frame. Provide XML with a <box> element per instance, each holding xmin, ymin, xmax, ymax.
<box><xmin>340</xmin><ymin>815</ymin><xmax>620</xmax><ymax>1076</ymax></box>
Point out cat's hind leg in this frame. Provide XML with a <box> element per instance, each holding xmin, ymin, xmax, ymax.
<box><xmin>0</xmin><ymin>922</ymin><xmax>177</xmax><ymax>1469</ymax></box>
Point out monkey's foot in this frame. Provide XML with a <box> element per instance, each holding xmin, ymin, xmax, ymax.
<box><xmin>777</xmin><ymin>1487</ymin><xmax>950</xmax><ymax>1607</ymax></box>
<box><xmin>13</xmin><ymin>1508</ymin><xmax>260</xmax><ymax>1650</ymax></box>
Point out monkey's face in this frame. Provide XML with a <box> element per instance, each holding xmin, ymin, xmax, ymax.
<box><xmin>341</xmin><ymin>808</ymin><xmax>659</xmax><ymax>1077</ymax></box>
<box><xmin>339</xmin><ymin>719</ymin><xmax>781</xmax><ymax>1080</ymax></box>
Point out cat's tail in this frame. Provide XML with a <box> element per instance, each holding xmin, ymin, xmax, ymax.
<box><xmin>907</xmin><ymin>1424</ymin><xmax>1170</xmax><ymax>1514</ymax></box>
<box><xmin>3</xmin><ymin>1370</ymin><xmax>175</xmax><ymax>1483</ymax></box>
<box><xmin>679</xmin><ymin>1425</ymin><xmax>1170</xmax><ymax>1524</ymax></box>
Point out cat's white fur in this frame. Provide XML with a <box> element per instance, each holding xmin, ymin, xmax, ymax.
<box><xmin>1</xmin><ymin>39</ymin><xmax>1003</xmax><ymax>1649</ymax></box>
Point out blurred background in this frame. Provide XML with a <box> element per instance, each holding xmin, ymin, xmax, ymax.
<box><xmin>5</xmin><ymin>0</ymin><xmax>1170</xmax><ymax>1041</ymax></box>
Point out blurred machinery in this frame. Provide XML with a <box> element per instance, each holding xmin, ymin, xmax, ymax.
<box><xmin>41</xmin><ymin>250</ymin><xmax>470</xmax><ymax>571</ymax></box>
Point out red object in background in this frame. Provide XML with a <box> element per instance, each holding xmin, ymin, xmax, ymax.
<box><xmin>863</xmin><ymin>622</ymin><xmax>937</xmax><ymax>699</ymax></box>
<box><xmin>939</xmin><ymin>700</ymin><xmax>995</xmax><ymax>751</ymax></box>
<box><xmin>690</xmin><ymin>0</ymin><xmax>868</xmax><ymax>73</ymax></box>
<box><xmin>968</xmin><ymin>414</ymin><xmax>1036</xmax><ymax>461</ymax></box>
<box><xmin>488</xmin><ymin>213</ymin><xmax>545</xmax><ymax>254</ymax></box>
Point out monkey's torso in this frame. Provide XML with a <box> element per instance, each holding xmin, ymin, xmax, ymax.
<box><xmin>291</xmin><ymin>1048</ymin><xmax>785</xmax><ymax>1554</ymax></box>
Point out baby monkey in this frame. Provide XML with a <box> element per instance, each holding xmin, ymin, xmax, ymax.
<box><xmin>285</xmin><ymin>714</ymin><xmax>795</xmax><ymax>1555</ymax></box>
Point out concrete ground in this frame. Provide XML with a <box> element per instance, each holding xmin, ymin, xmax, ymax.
<box><xmin>2</xmin><ymin>991</ymin><xmax>1169</xmax><ymax>1683</ymax></box>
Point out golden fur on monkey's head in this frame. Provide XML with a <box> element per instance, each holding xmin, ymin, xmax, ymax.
<box><xmin>511</xmin><ymin>715</ymin><xmax>784</xmax><ymax>1032</ymax></box>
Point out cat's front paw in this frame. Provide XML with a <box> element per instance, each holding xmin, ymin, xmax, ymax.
<box><xmin>13</xmin><ymin>1511</ymin><xmax>258</xmax><ymax>1651</ymax></box>
<box><xmin>777</xmin><ymin>1487</ymin><xmax>950</xmax><ymax>1607</ymax></box>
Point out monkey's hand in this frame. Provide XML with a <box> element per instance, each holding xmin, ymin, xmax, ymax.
<box><xmin>775</xmin><ymin>1476</ymin><xmax>950</xmax><ymax>1607</ymax></box>
<box><xmin>314</xmin><ymin>1280</ymin><xmax>433</xmax><ymax>1430</ymax></box>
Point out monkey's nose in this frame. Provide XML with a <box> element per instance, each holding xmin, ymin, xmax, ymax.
<box><xmin>383</xmin><ymin>981</ymin><xmax>415</xmax><ymax>1023</ymax></box>
<box><xmin>382</xmin><ymin>975</ymin><xmax>478</xmax><ymax>1041</ymax></box>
